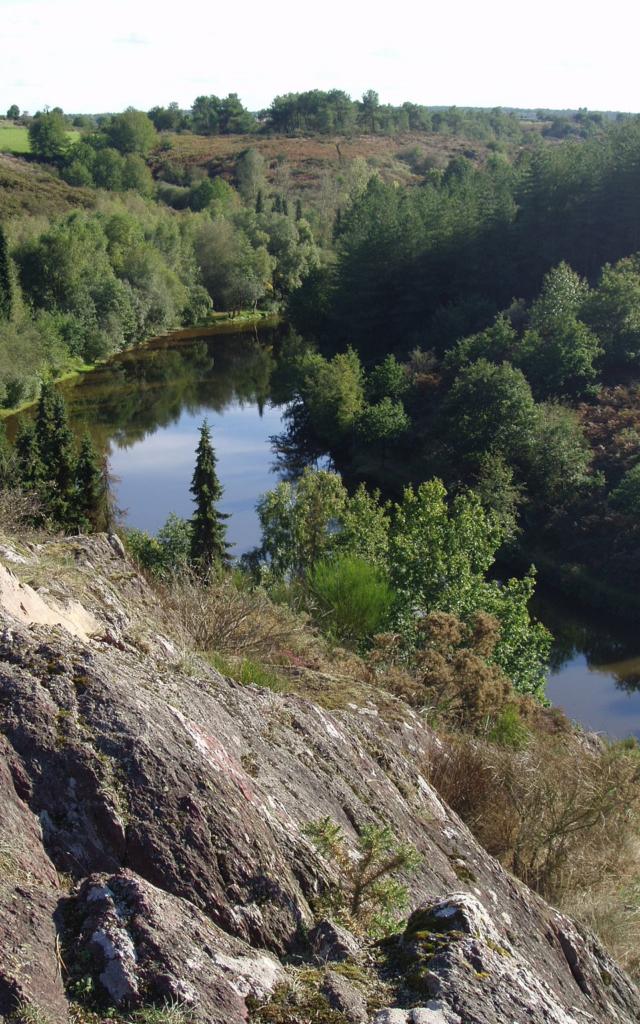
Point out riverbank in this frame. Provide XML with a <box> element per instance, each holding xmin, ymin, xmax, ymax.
<box><xmin>0</xmin><ymin>311</ymin><xmax>279</xmax><ymax>422</ymax></box>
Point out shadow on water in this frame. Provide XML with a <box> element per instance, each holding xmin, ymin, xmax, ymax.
<box><xmin>534</xmin><ymin>588</ymin><xmax>640</xmax><ymax>739</ymax></box>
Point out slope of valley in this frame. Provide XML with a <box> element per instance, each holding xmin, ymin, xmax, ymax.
<box><xmin>0</xmin><ymin>532</ymin><xmax>638</xmax><ymax>1024</ymax></box>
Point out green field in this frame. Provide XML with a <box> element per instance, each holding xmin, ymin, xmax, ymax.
<box><xmin>0</xmin><ymin>122</ymin><xmax>80</xmax><ymax>154</ymax></box>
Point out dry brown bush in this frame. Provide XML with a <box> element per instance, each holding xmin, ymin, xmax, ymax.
<box><xmin>369</xmin><ymin>611</ymin><xmax>513</xmax><ymax>728</ymax></box>
<box><xmin>428</xmin><ymin>731</ymin><xmax>640</xmax><ymax>975</ymax></box>
<box><xmin>0</xmin><ymin>488</ymin><xmax>40</xmax><ymax>534</ymax></box>
<box><xmin>163</xmin><ymin>570</ymin><xmax>322</xmax><ymax>663</ymax></box>
<box><xmin>430</xmin><ymin>732</ymin><xmax>640</xmax><ymax>898</ymax></box>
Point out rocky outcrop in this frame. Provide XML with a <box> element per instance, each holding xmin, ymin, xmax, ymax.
<box><xmin>0</xmin><ymin>534</ymin><xmax>638</xmax><ymax>1024</ymax></box>
<box><xmin>66</xmin><ymin>870</ymin><xmax>282</xmax><ymax>1019</ymax></box>
<box><xmin>0</xmin><ymin>743</ymin><xmax>67</xmax><ymax>1020</ymax></box>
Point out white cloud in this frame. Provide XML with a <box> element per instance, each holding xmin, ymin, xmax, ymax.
<box><xmin>114</xmin><ymin>32</ymin><xmax>150</xmax><ymax>45</ymax></box>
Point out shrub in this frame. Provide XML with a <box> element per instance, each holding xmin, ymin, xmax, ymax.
<box><xmin>303</xmin><ymin>817</ymin><xmax>420</xmax><ymax>938</ymax></box>
<box><xmin>125</xmin><ymin>514</ymin><xmax>192</xmax><ymax>577</ymax></box>
<box><xmin>0</xmin><ymin>488</ymin><xmax>42</xmax><ymax>534</ymax></box>
<box><xmin>428</xmin><ymin>732</ymin><xmax>640</xmax><ymax>904</ymax></box>
<box><xmin>165</xmin><ymin>570</ymin><xmax>315</xmax><ymax>661</ymax></box>
<box><xmin>308</xmin><ymin>555</ymin><xmax>393</xmax><ymax>646</ymax></box>
<box><xmin>610</xmin><ymin>462</ymin><xmax>640</xmax><ymax>517</ymax></box>
<box><xmin>487</xmin><ymin>704</ymin><xmax>530</xmax><ymax>749</ymax></box>
<box><xmin>371</xmin><ymin>610</ymin><xmax>515</xmax><ymax>730</ymax></box>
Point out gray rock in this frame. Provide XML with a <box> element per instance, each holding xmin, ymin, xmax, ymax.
<box><xmin>108</xmin><ymin>533</ymin><xmax>127</xmax><ymax>559</ymax></box>
<box><xmin>321</xmin><ymin>969</ymin><xmax>368</xmax><ymax>1022</ymax></box>
<box><xmin>69</xmin><ymin>870</ymin><xmax>282</xmax><ymax>1021</ymax></box>
<box><xmin>0</xmin><ymin>745</ymin><xmax>68</xmax><ymax>1023</ymax></box>
<box><xmin>0</xmin><ymin>534</ymin><xmax>639</xmax><ymax>1024</ymax></box>
<box><xmin>309</xmin><ymin>919</ymin><xmax>361</xmax><ymax>963</ymax></box>
<box><xmin>410</xmin><ymin>1003</ymin><xmax>462</xmax><ymax>1024</ymax></box>
<box><xmin>371</xmin><ymin>1012</ymin><xmax>409</xmax><ymax>1024</ymax></box>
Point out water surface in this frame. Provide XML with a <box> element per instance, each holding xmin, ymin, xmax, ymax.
<box><xmin>538</xmin><ymin>594</ymin><xmax>640</xmax><ymax>739</ymax></box>
<box><xmin>9</xmin><ymin>324</ymin><xmax>287</xmax><ymax>555</ymax></box>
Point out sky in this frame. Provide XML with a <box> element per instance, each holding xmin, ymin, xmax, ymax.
<box><xmin>2</xmin><ymin>0</ymin><xmax>639</xmax><ymax>115</ymax></box>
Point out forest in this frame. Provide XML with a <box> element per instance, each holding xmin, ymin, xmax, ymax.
<box><xmin>3</xmin><ymin>97</ymin><xmax>640</xmax><ymax>623</ymax></box>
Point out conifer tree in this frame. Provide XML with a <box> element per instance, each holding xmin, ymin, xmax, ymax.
<box><xmin>273</xmin><ymin>194</ymin><xmax>283</xmax><ymax>214</ymax></box>
<box><xmin>189</xmin><ymin>420</ymin><xmax>230</xmax><ymax>574</ymax></box>
<box><xmin>0</xmin><ymin>422</ymin><xmax>16</xmax><ymax>488</ymax></box>
<box><xmin>282</xmin><ymin>196</ymin><xmax>289</xmax><ymax>217</ymax></box>
<box><xmin>255</xmin><ymin>189</ymin><xmax>264</xmax><ymax>214</ymax></box>
<box><xmin>74</xmin><ymin>432</ymin><xmax>105</xmax><ymax>532</ymax></box>
<box><xmin>0</xmin><ymin>223</ymin><xmax>13</xmax><ymax>321</ymax></box>
<box><xmin>15</xmin><ymin>420</ymin><xmax>43</xmax><ymax>490</ymax></box>
<box><xmin>295</xmin><ymin>198</ymin><xmax>303</xmax><ymax>221</ymax></box>
<box><xmin>34</xmin><ymin>381</ymin><xmax>77</xmax><ymax>525</ymax></box>
<box><xmin>35</xmin><ymin>381</ymin><xmax>57</xmax><ymax>470</ymax></box>
<box><xmin>49</xmin><ymin>390</ymin><xmax>75</xmax><ymax>500</ymax></box>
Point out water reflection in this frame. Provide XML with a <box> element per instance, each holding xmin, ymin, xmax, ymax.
<box><xmin>7</xmin><ymin>324</ymin><xmax>292</xmax><ymax>554</ymax></box>
<box><xmin>538</xmin><ymin>591</ymin><xmax>640</xmax><ymax>738</ymax></box>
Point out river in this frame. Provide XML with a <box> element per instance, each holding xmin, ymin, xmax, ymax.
<box><xmin>7</xmin><ymin>325</ymin><xmax>640</xmax><ymax>740</ymax></box>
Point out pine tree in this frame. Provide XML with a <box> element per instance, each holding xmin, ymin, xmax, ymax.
<box><xmin>49</xmin><ymin>390</ymin><xmax>75</xmax><ymax>500</ymax></box>
<box><xmin>282</xmin><ymin>195</ymin><xmax>289</xmax><ymax>217</ymax></box>
<box><xmin>0</xmin><ymin>422</ymin><xmax>17</xmax><ymax>488</ymax></box>
<box><xmin>189</xmin><ymin>420</ymin><xmax>230</xmax><ymax>574</ymax></box>
<box><xmin>74</xmin><ymin>432</ymin><xmax>106</xmax><ymax>532</ymax></box>
<box><xmin>35</xmin><ymin>380</ymin><xmax>57</xmax><ymax>470</ymax></box>
<box><xmin>0</xmin><ymin>223</ymin><xmax>13</xmax><ymax>321</ymax></box>
<box><xmin>295</xmin><ymin>198</ymin><xmax>303</xmax><ymax>222</ymax></box>
<box><xmin>255</xmin><ymin>189</ymin><xmax>264</xmax><ymax>214</ymax></box>
<box><xmin>35</xmin><ymin>381</ymin><xmax>76</xmax><ymax>525</ymax></box>
<box><xmin>15</xmin><ymin>420</ymin><xmax>43</xmax><ymax>490</ymax></box>
<box><xmin>273</xmin><ymin>194</ymin><xmax>283</xmax><ymax>214</ymax></box>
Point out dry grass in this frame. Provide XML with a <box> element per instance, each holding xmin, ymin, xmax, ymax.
<box><xmin>164</xmin><ymin>571</ymin><xmax>320</xmax><ymax>661</ymax></box>
<box><xmin>0</xmin><ymin>154</ymin><xmax>94</xmax><ymax>220</ymax></box>
<box><xmin>428</xmin><ymin>729</ymin><xmax>640</xmax><ymax>976</ymax></box>
<box><xmin>0</xmin><ymin>488</ymin><xmax>41</xmax><ymax>534</ymax></box>
<box><xmin>564</xmin><ymin>882</ymin><xmax>640</xmax><ymax>979</ymax></box>
<box><xmin>161</xmin><ymin>570</ymin><xmax>385</xmax><ymax>709</ymax></box>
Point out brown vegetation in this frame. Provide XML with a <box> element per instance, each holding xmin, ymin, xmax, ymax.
<box><xmin>579</xmin><ymin>383</ymin><xmax>640</xmax><ymax>479</ymax></box>
<box><xmin>428</xmin><ymin>728</ymin><xmax>640</xmax><ymax>976</ymax></box>
<box><xmin>368</xmin><ymin>611</ymin><xmax>513</xmax><ymax>728</ymax></box>
<box><xmin>0</xmin><ymin>155</ymin><xmax>94</xmax><ymax>220</ymax></box>
<box><xmin>150</xmin><ymin>131</ymin><xmax>493</xmax><ymax>197</ymax></box>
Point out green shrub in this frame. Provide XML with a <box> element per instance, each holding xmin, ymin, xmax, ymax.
<box><xmin>610</xmin><ymin>463</ymin><xmax>640</xmax><ymax>517</ymax></box>
<box><xmin>303</xmin><ymin>817</ymin><xmax>420</xmax><ymax>937</ymax></box>
<box><xmin>125</xmin><ymin>514</ymin><xmax>192</xmax><ymax>577</ymax></box>
<box><xmin>308</xmin><ymin>555</ymin><xmax>392</xmax><ymax>645</ymax></box>
<box><xmin>487</xmin><ymin>704</ymin><xmax>530</xmax><ymax>748</ymax></box>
